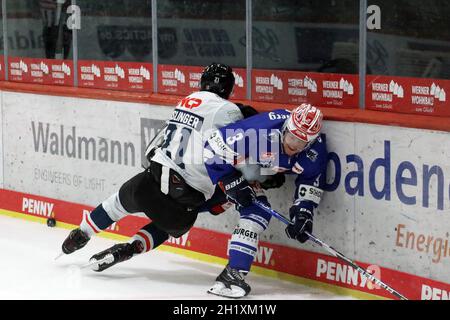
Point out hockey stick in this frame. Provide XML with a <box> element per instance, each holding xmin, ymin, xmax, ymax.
<box><xmin>253</xmin><ymin>201</ymin><xmax>408</xmax><ymax>300</ymax></box>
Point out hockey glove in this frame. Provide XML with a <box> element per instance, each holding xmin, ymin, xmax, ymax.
<box><xmin>260</xmin><ymin>173</ymin><xmax>286</xmax><ymax>190</ymax></box>
<box><xmin>218</xmin><ymin>172</ymin><xmax>256</xmax><ymax>208</ymax></box>
<box><xmin>285</xmin><ymin>205</ymin><xmax>313</xmax><ymax>244</ymax></box>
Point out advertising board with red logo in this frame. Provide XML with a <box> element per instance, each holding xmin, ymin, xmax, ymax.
<box><xmin>78</xmin><ymin>60</ymin><xmax>152</xmax><ymax>92</ymax></box>
<box><xmin>158</xmin><ymin>64</ymin><xmax>246</xmax><ymax>100</ymax></box>
<box><xmin>8</xmin><ymin>57</ymin><xmax>73</xmax><ymax>86</ymax></box>
<box><xmin>252</xmin><ymin>69</ymin><xmax>359</xmax><ymax>108</ymax></box>
<box><xmin>1</xmin><ymin>187</ymin><xmax>449</xmax><ymax>300</ymax></box>
<box><xmin>366</xmin><ymin>75</ymin><xmax>450</xmax><ymax>116</ymax></box>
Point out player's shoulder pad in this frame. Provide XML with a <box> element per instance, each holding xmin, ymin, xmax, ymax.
<box><xmin>219</xmin><ymin>100</ymin><xmax>244</xmax><ymax>123</ymax></box>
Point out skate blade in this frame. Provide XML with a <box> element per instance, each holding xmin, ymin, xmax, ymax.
<box><xmin>207</xmin><ymin>282</ymin><xmax>247</xmax><ymax>299</ymax></box>
<box><xmin>81</xmin><ymin>254</ymin><xmax>114</xmax><ymax>271</ymax></box>
<box><xmin>54</xmin><ymin>252</ymin><xmax>65</xmax><ymax>261</ymax></box>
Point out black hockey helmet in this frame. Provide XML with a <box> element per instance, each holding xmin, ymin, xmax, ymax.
<box><xmin>200</xmin><ymin>63</ymin><xmax>235</xmax><ymax>99</ymax></box>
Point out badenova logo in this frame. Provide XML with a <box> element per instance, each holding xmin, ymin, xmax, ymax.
<box><xmin>326</xmin><ymin>140</ymin><xmax>450</xmax><ymax>211</ymax></box>
<box><xmin>31</xmin><ymin>122</ymin><xmax>136</xmax><ymax>167</ymax></box>
<box><xmin>22</xmin><ymin>197</ymin><xmax>54</xmax><ymax>218</ymax></box>
<box><xmin>316</xmin><ymin>259</ymin><xmax>382</xmax><ymax>290</ymax></box>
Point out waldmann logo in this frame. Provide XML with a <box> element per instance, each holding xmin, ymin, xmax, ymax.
<box><xmin>372</xmin><ymin>80</ymin><xmax>404</xmax><ymax>102</ymax></box>
<box><xmin>31</xmin><ymin>121</ymin><xmax>136</xmax><ymax>167</ymax></box>
<box><xmin>316</xmin><ymin>259</ymin><xmax>381</xmax><ymax>290</ymax></box>
<box><xmin>323</xmin><ymin>78</ymin><xmax>354</xmax><ymax>99</ymax></box>
<box><xmin>22</xmin><ymin>197</ymin><xmax>54</xmax><ymax>218</ymax></box>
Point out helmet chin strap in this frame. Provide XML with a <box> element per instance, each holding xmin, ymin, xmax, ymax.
<box><xmin>281</xmin><ymin>122</ymin><xmax>316</xmax><ymax>155</ymax></box>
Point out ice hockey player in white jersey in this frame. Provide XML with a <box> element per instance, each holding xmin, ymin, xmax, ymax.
<box><xmin>60</xmin><ymin>63</ymin><xmax>249</xmax><ymax>271</ymax></box>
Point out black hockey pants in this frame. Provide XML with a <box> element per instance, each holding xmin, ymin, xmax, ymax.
<box><xmin>118</xmin><ymin>161</ymin><xmax>206</xmax><ymax>238</ymax></box>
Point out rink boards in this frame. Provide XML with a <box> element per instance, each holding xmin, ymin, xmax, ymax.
<box><xmin>0</xmin><ymin>91</ymin><xmax>449</xmax><ymax>300</ymax></box>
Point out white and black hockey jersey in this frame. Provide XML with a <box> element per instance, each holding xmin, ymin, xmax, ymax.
<box><xmin>150</xmin><ymin>91</ymin><xmax>243</xmax><ymax>199</ymax></box>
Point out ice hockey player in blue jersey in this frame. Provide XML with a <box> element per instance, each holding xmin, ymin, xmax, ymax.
<box><xmin>204</xmin><ymin>103</ymin><xmax>328</xmax><ymax>298</ymax></box>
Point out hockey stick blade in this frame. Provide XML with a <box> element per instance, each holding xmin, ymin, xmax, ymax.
<box><xmin>304</xmin><ymin>231</ymin><xmax>408</xmax><ymax>300</ymax></box>
<box><xmin>253</xmin><ymin>201</ymin><xmax>408</xmax><ymax>300</ymax></box>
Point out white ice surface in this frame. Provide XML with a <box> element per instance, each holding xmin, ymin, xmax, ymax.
<box><xmin>0</xmin><ymin>215</ymin><xmax>353</xmax><ymax>300</ymax></box>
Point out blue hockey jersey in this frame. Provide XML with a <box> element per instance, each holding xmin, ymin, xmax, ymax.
<box><xmin>204</xmin><ymin>109</ymin><xmax>328</xmax><ymax>208</ymax></box>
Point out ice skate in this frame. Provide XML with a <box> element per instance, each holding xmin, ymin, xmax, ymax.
<box><xmin>88</xmin><ymin>241</ymin><xmax>143</xmax><ymax>272</ymax></box>
<box><xmin>207</xmin><ymin>264</ymin><xmax>251</xmax><ymax>298</ymax></box>
<box><xmin>61</xmin><ymin>228</ymin><xmax>90</xmax><ymax>255</ymax></box>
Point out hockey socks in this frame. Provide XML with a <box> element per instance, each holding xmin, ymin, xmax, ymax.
<box><xmin>229</xmin><ymin>201</ymin><xmax>272</xmax><ymax>274</ymax></box>
<box><xmin>80</xmin><ymin>204</ymin><xmax>115</xmax><ymax>238</ymax></box>
<box><xmin>130</xmin><ymin>223</ymin><xmax>169</xmax><ymax>253</ymax></box>
<box><xmin>229</xmin><ymin>218</ymin><xmax>264</xmax><ymax>274</ymax></box>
